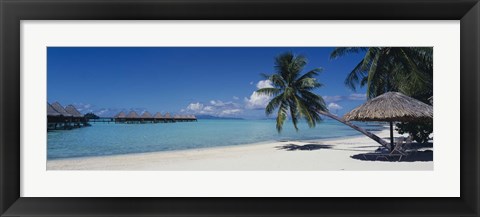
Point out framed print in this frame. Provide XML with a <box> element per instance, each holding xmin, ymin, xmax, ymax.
<box><xmin>1</xmin><ymin>0</ymin><xmax>479</xmax><ymax>216</ymax></box>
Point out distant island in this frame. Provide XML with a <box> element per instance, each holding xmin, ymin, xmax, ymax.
<box><xmin>196</xmin><ymin>115</ymin><xmax>244</xmax><ymax>120</ymax></box>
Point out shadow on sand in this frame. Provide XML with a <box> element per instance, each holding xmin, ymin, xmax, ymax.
<box><xmin>276</xmin><ymin>143</ymin><xmax>333</xmax><ymax>151</ymax></box>
<box><xmin>351</xmin><ymin>150</ymin><xmax>433</xmax><ymax>162</ymax></box>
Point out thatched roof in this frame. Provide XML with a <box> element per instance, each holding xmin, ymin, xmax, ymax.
<box><xmin>47</xmin><ymin>103</ymin><xmax>62</xmax><ymax>116</ymax></box>
<box><xmin>115</xmin><ymin>111</ymin><xmax>127</xmax><ymax>118</ymax></box>
<box><xmin>164</xmin><ymin>112</ymin><xmax>172</xmax><ymax>118</ymax></box>
<box><xmin>50</xmin><ymin>102</ymin><xmax>72</xmax><ymax>117</ymax></box>
<box><xmin>126</xmin><ymin>111</ymin><xmax>140</xmax><ymax>118</ymax></box>
<box><xmin>153</xmin><ymin>112</ymin><xmax>163</xmax><ymax>119</ymax></box>
<box><xmin>173</xmin><ymin>114</ymin><xmax>181</xmax><ymax>119</ymax></box>
<box><xmin>428</xmin><ymin>96</ymin><xmax>433</xmax><ymax>105</ymax></box>
<box><xmin>64</xmin><ymin>105</ymin><xmax>83</xmax><ymax>117</ymax></box>
<box><xmin>141</xmin><ymin>111</ymin><xmax>153</xmax><ymax>118</ymax></box>
<box><xmin>343</xmin><ymin>92</ymin><xmax>433</xmax><ymax>122</ymax></box>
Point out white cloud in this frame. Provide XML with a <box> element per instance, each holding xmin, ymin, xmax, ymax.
<box><xmin>186</xmin><ymin>102</ymin><xmax>204</xmax><ymax>112</ymax></box>
<box><xmin>219</xmin><ymin>109</ymin><xmax>242</xmax><ymax>116</ymax></box>
<box><xmin>249</xmin><ymin>81</ymin><xmax>254</xmax><ymax>85</ymax></box>
<box><xmin>244</xmin><ymin>92</ymin><xmax>272</xmax><ymax>110</ymax></box>
<box><xmin>244</xmin><ymin>80</ymin><xmax>274</xmax><ymax>110</ymax></box>
<box><xmin>348</xmin><ymin>93</ymin><xmax>367</xmax><ymax>100</ymax></box>
<box><xmin>256</xmin><ymin>80</ymin><xmax>273</xmax><ymax>89</ymax></box>
<box><xmin>210</xmin><ymin>100</ymin><xmax>226</xmax><ymax>106</ymax></box>
<box><xmin>203</xmin><ymin>106</ymin><xmax>215</xmax><ymax>112</ymax></box>
<box><xmin>94</xmin><ymin>109</ymin><xmax>109</xmax><ymax>116</ymax></box>
<box><xmin>185</xmin><ymin>101</ymin><xmax>243</xmax><ymax>117</ymax></box>
<box><xmin>233</xmin><ymin>96</ymin><xmax>239</xmax><ymax>100</ymax></box>
<box><xmin>327</xmin><ymin>102</ymin><xmax>343</xmax><ymax>111</ymax></box>
<box><xmin>73</xmin><ymin>103</ymin><xmax>94</xmax><ymax>113</ymax></box>
<box><xmin>323</xmin><ymin>95</ymin><xmax>343</xmax><ymax>103</ymax></box>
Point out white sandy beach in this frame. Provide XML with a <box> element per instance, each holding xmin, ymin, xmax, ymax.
<box><xmin>47</xmin><ymin>129</ymin><xmax>433</xmax><ymax>171</ymax></box>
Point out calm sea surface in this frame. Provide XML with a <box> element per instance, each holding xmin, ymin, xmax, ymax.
<box><xmin>47</xmin><ymin>119</ymin><xmax>384</xmax><ymax>159</ymax></box>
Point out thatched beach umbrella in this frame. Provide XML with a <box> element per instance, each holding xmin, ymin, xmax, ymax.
<box><xmin>65</xmin><ymin>105</ymin><xmax>83</xmax><ymax>117</ymax></box>
<box><xmin>343</xmin><ymin>92</ymin><xmax>433</xmax><ymax>148</ymax></box>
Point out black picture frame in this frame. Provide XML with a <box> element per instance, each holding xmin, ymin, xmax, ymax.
<box><xmin>1</xmin><ymin>0</ymin><xmax>478</xmax><ymax>216</ymax></box>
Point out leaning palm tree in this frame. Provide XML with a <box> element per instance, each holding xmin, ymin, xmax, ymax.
<box><xmin>331</xmin><ymin>47</ymin><xmax>434</xmax><ymax>143</ymax></box>
<box><xmin>257</xmin><ymin>52</ymin><xmax>389</xmax><ymax>148</ymax></box>
<box><xmin>330</xmin><ymin>47</ymin><xmax>433</xmax><ymax>100</ymax></box>
<box><xmin>256</xmin><ymin>52</ymin><xmax>326</xmax><ymax>132</ymax></box>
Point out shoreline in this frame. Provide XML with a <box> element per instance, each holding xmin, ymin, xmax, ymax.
<box><xmin>48</xmin><ymin>129</ymin><xmax>382</xmax><ymax>162</ymax></box>
<box><xmin>47</xmin><ymin>129</ymin><xmax>433</xmax><ymax>171</ymax></box>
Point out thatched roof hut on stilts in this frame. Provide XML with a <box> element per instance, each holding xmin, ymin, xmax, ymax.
<box><xmin>51</xmin><ymin>102</ymin><xmax>73</xmax><ymax>117</ymax></box>
<box><xmin>141</xmin><ymin>111</ymin><xmax>153</xmax><ymax>118</ymax></box>
<box><xmin>115</xmin><ymin>111</ymin><xmax>127</xmax><ymax>118</ymax></box>
<box><xmin>163</xmin><ymin>112</ymin><xmax>173</xmax><ymax>122</ymax></box>
<box><xmin>47</xmin><ymin>103</ymin><xmax>62</xmax><ymax>117</ymax></box>
<box><xmin>125</xmin><ymin>111</ymin><xmax>140</xmax><ymax>123</ymax></box>
<box><xmin>140</xmin><ymin>111</ymin><xmax>154</xmax><ymax>123</ymax></box>
<box><xmin>65</xmin><ymin>105</ymin><xmax>83</xmax><ymax>118</ymax></box>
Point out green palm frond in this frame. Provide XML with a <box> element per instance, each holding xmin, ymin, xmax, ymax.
<box><xmin>344</xmin><ymin>59</ymin><xmax>368</xmax><ymax>91</ymax></box>
<box><xmin>297</xmin><ymin>68</ymin><xmax>322</xmax><ymax>81</ymax></box>
<box><xmin>365</xmin><ymin>52</ymin><xmax>382</xmax><ymax>98</ymax></box>
<box><xmin>330</xmin><ymin>47</ymin><xmax>368</xmax><ymax>60</ymax></box>
<box><xmin>276</xmin><ymin>102</ymin><xmax>288</xmax><ymax>132</ymax></box>
<box><xmin>288</xmin><ymin>98</ymin><xmax>300</xmax><ymax>131</ymax></box>
<box><xmin>298</xmin><ymin>77</ymin><xmax>323</xmax><ymax>90</ymax></box>
<box><xmin>256</xmin><ymin>87</ymin><xmax>281</xmax><ymax>97</ymax></box>
<box><xmin>294</xmin><ymin>95</ymin><xmax>318</xmax><ymax>128</ymax></box>
<box><xmin>265</xmin><ymin>94</ymin><xmax>284</xmax><ymax>115</ymax></box>
<box><xmin>261</xmin><ymin>73</ymin><xmax>286</xmax><ymax>88</ymax></box>
<box><xmin>334</xmin><ymin>47</ymin><xmax>432</xmax><ymax>99</ymax></box>
<box><xmin>296</xmin><ymin>68</ymin><xmax>323</xmax><ymax>90</ymax></box>
<box><xmin>261</xmin><ymin>52</ymin><xmax>327</xmax><ymax>133</ymax></box>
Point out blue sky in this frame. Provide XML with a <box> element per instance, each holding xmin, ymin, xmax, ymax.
<box><xmin>47</xmin><ymin>47</ymin><xmax>368</xmax><ymax>118</ymax></box>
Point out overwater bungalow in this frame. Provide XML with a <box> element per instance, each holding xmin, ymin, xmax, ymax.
<box><xmin>153</xmin><ymin>112</ymin><xmax>164</xmax><ymax>123</ymax></box>
<box><xmin>140</xmin><ymin>111</ymin><xmax>154</xmax><ymax>123</ymax></box>
<box><xmin>124</xmin><ymin>111</ymin><xmax>141</xmax><ymax>124</ymax></box>
<box><xmin>163</xmin><ymin>112</ymin><xmax>174</xmax><ymax>122</ymax></box>
<box><xmin>115</xmin><ymin>111</ymin><xmax>127</xmax><ymax>118</ymax></box>
<box><xmin>126</xmin><ymin>111</ymin><xmax>140</xmax><ymax>118</ymax></box>
<box><xmin>47</xmin><ymin>103</ymin><xmax>63</xmax><ymax>130</ymax></box>
<box><xmin>174</xmin><ymin>114</ymin><xmax>198</xmax><ymax>122</ymax></box>
<box><xmin>65</xmin><ymin>104</ymin><xmax>89</xmax><ymax>127</ymax></box>
<box><xmin>47</xmin><ymin>102</ymin><xmax>89</xmax><ymax>130</ymax></box>
<box><xmin>51</xmin><ymin>102</ymin><xmax>73</xmax><ymax>117</ymax></box>
<box><xmin>114</xmin><ymin>111</ymin><xmax>127</xmax><ymax>123</ymax></box>
<box><xmin>187</xmin><ymin>115</ymin><xmax>197</xmax><ymax>121</ymax></box>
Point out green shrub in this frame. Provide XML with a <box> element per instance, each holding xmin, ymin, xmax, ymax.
<box><xmin>396</xmin><ymin>122</ymin><xmax>433</xmax><ymax>143</ymax></box>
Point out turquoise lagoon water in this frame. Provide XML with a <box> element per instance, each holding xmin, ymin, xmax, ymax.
<box><xmin>47</xmin><ymin>119</ymin><xmax>384</xmax><ymax>159</ymax></box>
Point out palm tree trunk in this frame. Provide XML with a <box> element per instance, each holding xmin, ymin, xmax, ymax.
<box><xmin>317</xmin><ymin>111</ymin><xmax>390</xmax><ymax>149</ymax></box>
